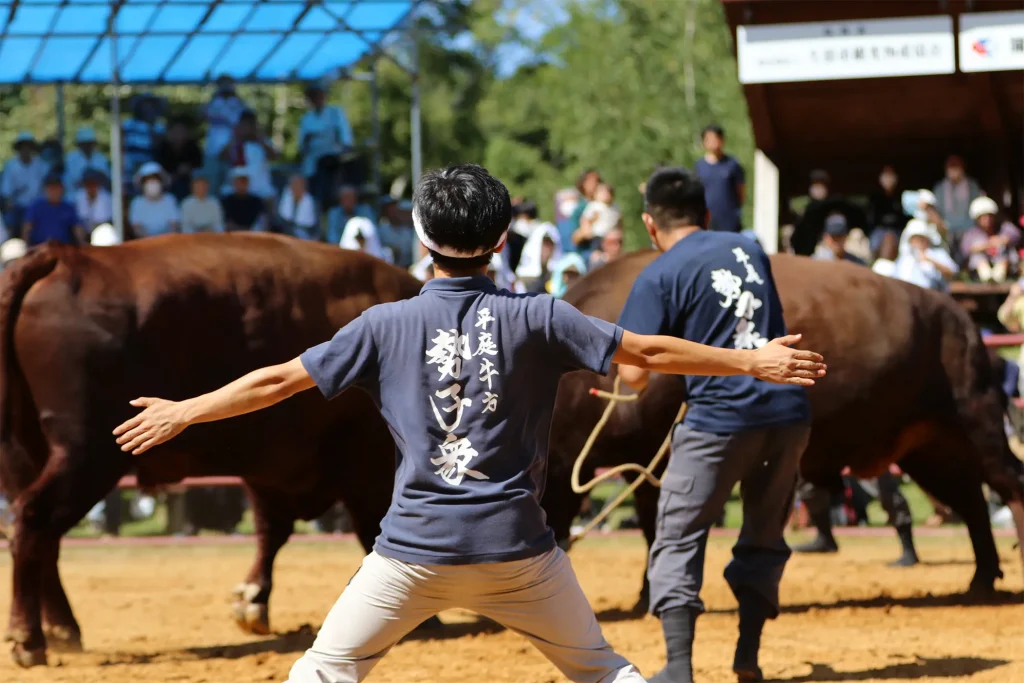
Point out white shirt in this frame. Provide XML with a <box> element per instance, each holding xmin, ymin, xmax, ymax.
<box><xmin>516</xmin><ymin>222</ymin><xmax>562</xmax><ymax>279</ymax></box>
<box><xmin>1</xmin><ymin>156</ymin><xmax>48</xmax><ymax>207</ymax></box>
<box><xmin>278</xmin><ymin>190</ymin><xmax>318</xmax><ymax>230</ymax></box>
<box><xmin>64</xmin><ymin>148</ymin><xmax>111</xmax><ymax>190</ymax></box>
<box><xmin>893</xmin><ymin>248</ymin><xmax>958</xmax><ymax>291</ymax></box>
<box><xmin>298</xmin><ymin>105</ymin><xmax>354</xmax><ymax>177</ymax></box>
<box><xmin>204</xmin><ymin>94</ymin><xmax>248</xmax><ymax>156</ymax></box>
<box><xmin>129</xmin><ymin>194</ymin><xmax>180</xmax><ymax>237</ymax></box>
<box><xmin>221</xmin><ymin>142</ymin><xmax>274</xmax><ymax>199</ymax></box>
<box><xmin>581</xmin><ymin>201</ymin><xmax>621</xmax><ymax>238</ymax></box>
<box><xmin>74</xmin><ymin>188</ymin><xmax>113</xmax><ymax>230</ymax></box>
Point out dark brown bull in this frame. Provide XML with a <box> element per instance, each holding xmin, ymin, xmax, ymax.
<box><xmin>543</xmin><ymin>250</ymin><xmax>1024</xmax><ymax>609</ymax></box>
<box><xmin>0</xmin><ymin>234</ymin><xmax>420</xmax><ymax>667</ymax></box>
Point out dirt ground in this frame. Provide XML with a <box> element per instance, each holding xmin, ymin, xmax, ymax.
<box><xmin>0</xmin><ymin>532</ymin><xmax>1021</xmax><ymax>683</ymax></box>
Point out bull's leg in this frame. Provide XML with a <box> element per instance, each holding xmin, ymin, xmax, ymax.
<box><xmin>899</xmin><ymin>452</ymin><xmax>1002</xmax><ymax>594</ymax></box>
<box><xmin>40</xmin><ymin>560</ymin><xmax>82</xmax><ymax>652</ymax></box>
<box><xmin>633</xmin><ymin>481</ymin><xmax>659</xmax><ymax>613</ymax></box>
<box><xmin>233</xmin><ymin>489</ymin><xmax>293</xmax><ymax>635</ymax></box>
<box><xmin>8</xmin><ymin>450</ymin><xmax>119</xmax><ymax>667</ymax></box>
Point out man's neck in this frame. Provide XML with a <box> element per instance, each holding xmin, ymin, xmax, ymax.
<box><xmin>704</xmin><ymin>151</ymin><xmax>723</xmax><ymax>163</ymax></box>
<box><xmin>432</xmin><ymin>264</ymin><xmax>489</xmax><ymax>280</ymax></box>
<box><xmin>658</xmin><ymin>225</ymin><xmax>701</xmax><ymax>251</ymax></box>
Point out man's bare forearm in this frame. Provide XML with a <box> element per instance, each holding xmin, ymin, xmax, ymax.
<box><xmin>614</xmin><ymin>331</ymin><xmax>753</xmax><ymax>377</ymax></box>
<box><xmin>181</xmin><ymin>358</ymin><xmax>315</xmax><ymax>426</ymax></box>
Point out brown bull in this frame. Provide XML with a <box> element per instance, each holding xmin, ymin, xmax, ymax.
<box><xmin>543</xmin><ymin>250</ymin><xmax>1024</xmax><ymax>608</ymax></box>
<box><xmin>0</xmin><ymin>234</ymin><xmax>420</xmax><ymax>667</ymax></box>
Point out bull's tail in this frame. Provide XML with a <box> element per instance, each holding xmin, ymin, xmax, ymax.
<box><xmin>0</xmin><ymin>246</ymin><xmax>60</xmax><ymax>498</ymax></box>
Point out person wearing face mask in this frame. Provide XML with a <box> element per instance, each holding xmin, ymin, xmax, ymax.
<box><xmin>933</xmin><ymin>155</ymin><xmax>981</xmax><ymax>237</ymax></box>
<box><xmin>867</xmin><ymin>165</ymin><xmax>910</xmax><ymax>258</ymax></box>
<box><xmin>791</xmin><ymin>169</ymin><xmax>865</xmax><ymax>257</ymax></box>
<box><xmin>129</xmin><ymin>161</ymin><xmax>180</xmax><ymax>238</ymax></box>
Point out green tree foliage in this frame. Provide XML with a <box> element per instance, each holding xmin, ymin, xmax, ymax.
<box><xmin>0</xmin><ymin>0</ymin><xmax>750</xmax><ymax>245</ymax></box>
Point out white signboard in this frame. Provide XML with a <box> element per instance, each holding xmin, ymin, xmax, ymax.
<box><xmin>737</xmin><ymin>16</ymin><xmax>956</xmax><ymax>84</ymax></box>
<box><xmin>960</xmin><ymin>11</ymin><xmax>1024</xmax><ymax>73</ymax></box>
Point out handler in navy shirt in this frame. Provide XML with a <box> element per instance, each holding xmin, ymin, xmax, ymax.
<box><xmin>617</xmin><ymin>167</ymin><xmax>812</xmax><ymax>683</ymax></box>
<box><xmin>694</xmin><ymin>124</ymin><xmax>745</xmax><ymax>233</ymax></box>
<box><xmin>115</xmin><ymin>164</ymin><xmax>824</xmax><ymax>683</ymax></box>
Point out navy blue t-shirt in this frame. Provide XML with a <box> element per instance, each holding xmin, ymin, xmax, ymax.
<box><xmin>301</xmin><ymin>276</ymin><xmax>623</xmax><ymax>565</ymax></box>
<box><xmin>695</xmin><ymin>155</ymin><xmax>745</xmax><ymax>233</ymax></box>
<box><xmin>25</xmin><ymin>198</ymin><xmax>80</xmax><ymax>246</ymax></box>
<box><xmin>617</xmin><ymin>231</ymin><xmax>809</xmax><ymax>434</ymax></box>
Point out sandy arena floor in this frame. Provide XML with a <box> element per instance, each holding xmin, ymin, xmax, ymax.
<box><xmin>0</xmin><ymin>531</ymin><xmax>1021</xmax><ymax>682</ymax></box>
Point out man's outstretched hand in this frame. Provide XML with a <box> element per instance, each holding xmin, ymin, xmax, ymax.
<box><xmin>750</xmin><ymin>334</ymin><xmax>826</xmax><ymax>386</ymax></box>
<box><xmin>113</xmin><ymin>397</ymin><xmax>189</xmax><ymax>455</ymax></box>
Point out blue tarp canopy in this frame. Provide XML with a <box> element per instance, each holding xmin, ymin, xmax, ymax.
<box><xmin>0</xmin><ymin>0</ymin><xmax>416</xmax><ymax>84</ymax></box>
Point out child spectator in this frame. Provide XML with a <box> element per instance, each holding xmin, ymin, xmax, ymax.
<box><xmin>63</xmin><ymin>127</ymin><xmax>111</xmax><ymax>191</ymax></box>
<box><xmin>156</xmin><ymin>117</ymin><xmax>204</xmax><ymax>201</ymax></box>
<box><xmin>590</xmin><ymin>228</ymin><xmax>624</xmax><ymax>269</ymax></box>
<box><xmin>221</xmin><ymin>168</ymin><xmax>268</xmax><ymax>232</ymax></box>
<box><xmin>573</xmin><ymin>183</ymin><xmax>620</xmax><ymax>254</ymax></box>
<box><xmin>181</xmin><ymin>173</ymin><xmax>225</xmax><ymax>234</ymax></box>
<box><xmin>220</xmin><ymin>110</ymin><xmax>277</xmax><ymax>200</ymax></box>
<box><xmin>547</xmin><ymin>252</ymin><xmax>588</xmax><ymax>298</ymax></box>
<box><xmin>202</xmin><ymin>76</ymin><xmax>248</xmax><ymax>195</ymax></box>
<box><xmin>892</xmin><ymin>219</ymin><xmax>958</xmax><ymax>291</ymax></box>
<box><xmin>960</xmin><ymin>196</ymin><xmax>1020</xmax><ymax>283</ymax></box>
<box><xmin>813</xmin><ymin>213</ymin><xmax>866</xmax><ymax>265</ymax></box>
<box><xmin>23</xmin><ymin>173</ymin><xmax>85</xmax><ymax>246</ymax></box>
<box><xmin>1</xmin><ymin>132</ymin><xmax>48</xmax><ymax>236</ymax></box>
<box><xmin>129</xmin><ymin>162</ymin><xmax>180</xmax><ymax>238</ymax></box>
<box><xmin>74</xmin><ymin>169</ymin><xmax>113</xmax><ymax>231</ymax></box>
<box><xmin>278</xmin><ymin>175</ymin><xmax>320</xmax><ymax>241</ymax></box>
<box><xmin>516</xmin><ymin>223</ymin><xmax>562</xmax><ymax>293</ymax></box>
<box><xmin>299</xmin><ymin>80</ymin><xmax>354</xmax><ymax>210</ymax></box>
<box><xmin>377</xmin><ymin>198</ymin><xmax>416</xmax><ymax>267</ymax></box>
<box><xmin>326</xmin><ymin>185</ymin><xmax>375</xmax><ymax>245</ymax></box>
<box><xmin>339</xmin><ymin>216</ymin><xmax>389</xmax><ymax>262</ymax></box>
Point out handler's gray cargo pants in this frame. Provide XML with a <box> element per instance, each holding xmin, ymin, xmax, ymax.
<box><xmin>648</xmin><ymin>423</ymin><xmax>810</xmax><ymax>618</ymax></box>
<box><xmin>287</xmin><ymin>547</ymin><xmax>645</xmax><ymax>683</ymax></box>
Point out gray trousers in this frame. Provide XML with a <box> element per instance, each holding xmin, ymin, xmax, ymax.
<box><xmin>287</xmin><ymin>548</ymin><xmax>645</xmax><ymax>683</ymax></box>
<box><xmin>648</xmin><ymin>423</ymin><xmax>810</xmax><ymax>619</ymax></box>
<box><xmin>797</xmin><ymin>471</ymin><xmax>912</xmax><ymax>529</ymax></box>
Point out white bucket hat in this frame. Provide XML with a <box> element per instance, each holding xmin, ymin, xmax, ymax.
<box><xmin>969</xmin><ymin>196</ymin><xmax>999</xmax><ymax>221</ymax></box>
<box><xmin>902</xmin><ymin>219</ymin><xmax>941</xmax><ymax>247</ymax></box>
<box><xmin>1</xmin><ymin>238</ymin><xmax>28</xmax><ymax>264</ymax></box>
<box><xmin>133</xmin><ymin>161</ymin><xmax>170</xmax><ymax>188</ymax></box>
<box><xmin>90</xmin><ymin>224</ymin><xmax>121</xmax><ymax>246</ymax></box>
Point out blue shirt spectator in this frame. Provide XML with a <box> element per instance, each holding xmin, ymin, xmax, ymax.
<box><xmin>694</xmin><ymin>125</ymin><xmax>745</xmax><ymax>233</ymax></box>
<box><xmin>24</xmin><ymin>174</ymin><xmax>84</xmax><ymax>246</ymax></box>
<box><xmin>63</xmin><ymin>127</ymin><xmax>111</xmax><ymax>191</ymax></box>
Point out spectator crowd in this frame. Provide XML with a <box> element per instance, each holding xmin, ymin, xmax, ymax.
<box><xmin>0</xmin><ymin>76</ymin><xmax>427</xmax><ymax>267</ymax></box>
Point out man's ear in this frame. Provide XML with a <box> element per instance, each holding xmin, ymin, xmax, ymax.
<box><xmin>642</xmin><ymin>213</ymin><xmax>661</xmax><ymax>251</ymax></box>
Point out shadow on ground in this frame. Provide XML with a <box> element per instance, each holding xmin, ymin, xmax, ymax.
<box><xmin>777</xmin><ymin>656</ymin><xmax>1008</xmax><ymax>681</ymax></box>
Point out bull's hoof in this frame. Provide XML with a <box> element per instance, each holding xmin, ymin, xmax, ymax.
<box><xmin>43</xmin><ymin>625</ymin><xmax>83</xmax><ymax>653</ymax></box>
<box><xmin>232</xmin><ymin>601</ymin><xmax>270</xmax><ymax>635</ymax></box>
<box><xmin>10</xmin><ymin>643</ymin><xmax>47</xmax><ymax>668</ymax></box>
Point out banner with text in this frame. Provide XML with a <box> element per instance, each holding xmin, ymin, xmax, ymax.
<box><xmin>737</xmin><ymin>16</ymin><xmax>956</xmax><ymax>84</ymax></box>
<box><xmin>960</xmin><ymin>11</ymin><xmax>1024</xmax><ymax>73</ymax></box>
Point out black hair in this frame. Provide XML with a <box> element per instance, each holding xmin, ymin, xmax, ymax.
<box><xmin>413</xmin><ymin>163</ymin><xmax>511</xmax><ymax>261</ymax></box>
<box><xmin>701</xmin><ymin>124</ymin><xmax>724</xmax><ymax>139</ymax></box>
<box><xmin>239</xmin><ymin>110</ymin><xmax>257</xmax><ymax>124</ymax></box>
<box><xmin>643</xmin><ymin>167</ymin><xmax>707</xmax><ymax>230</ymax></box>
<box><xmin>575</xmin><ymin>168</ymin><xmax>600</xmax><ymax>193</ymax></box>
<box><xmin>514</xmin><ymin>200</ymin><xmax>538</xmax><ymax>220</ymax></box>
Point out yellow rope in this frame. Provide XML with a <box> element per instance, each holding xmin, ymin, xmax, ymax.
<box><xmin>569</xmin><ymin>375</ymin><xmax>688</xmax><ymax>543</ymax></box>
